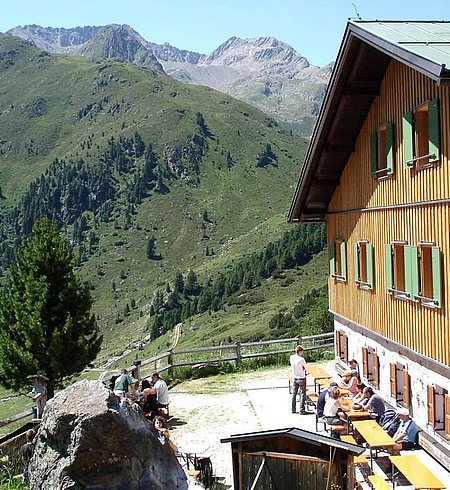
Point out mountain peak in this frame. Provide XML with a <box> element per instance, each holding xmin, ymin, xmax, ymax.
<box><xmin>202</xmin><ymin>35</ymin><xmax>310</xmax><ymax>71</ymax></box>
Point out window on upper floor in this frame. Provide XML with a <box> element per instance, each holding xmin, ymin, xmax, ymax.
<box><xmin>354</xmin><ymin>240</ymin><xmax>374</xmax><ymax>290</ymax></box>
<box><xmin>385</xmin><ymin>241</ymin><xmax>442</xmax><ymax>307</ymax></box>
<box><xmin>329</xmin><ymin>239</ymin><xmax>347</xmax><ymax>282</ymax></box>
<box><xmin>403</xmin><ymin>99</ymin><xmax>440</xmax><ymax>169</ymax></box>
<box><xmin>371</xmin><ymin>122</ymin><xmax>394</xmax><ymax>178</ymax></box>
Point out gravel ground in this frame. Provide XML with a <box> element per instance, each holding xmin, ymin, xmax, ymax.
<box><xmin>168</xmin><ymin>366</ymin><xmax>286</xmax><ymax>488</ymax></box>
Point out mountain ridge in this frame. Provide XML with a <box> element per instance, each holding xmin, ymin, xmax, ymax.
<box><xmin>5</xmin><ymin>24</ymin><xmax>331</xmax><ymax>136</ymax></box>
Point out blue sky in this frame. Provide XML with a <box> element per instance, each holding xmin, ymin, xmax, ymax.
<box><xmin>0</xmin><ymin>0</ymin><xmax>448</xmax><ymax>66</ymax></box>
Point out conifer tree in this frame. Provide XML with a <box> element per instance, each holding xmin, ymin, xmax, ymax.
<box><xmin>0</xmin><ymin>218</ymin><xmax>102</xmax><ymax>397</ymax></box>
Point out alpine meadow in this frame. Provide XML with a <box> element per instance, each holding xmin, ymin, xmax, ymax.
<box><xmin>0</xmin><ymin>33</ymin><xmax>329</xmax><ymax>365</ymax></box>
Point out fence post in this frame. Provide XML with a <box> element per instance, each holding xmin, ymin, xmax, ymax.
<box><xmin>168</xmin><ymin>349</ymin><xmax>174</xmax><ymax>379</ymax></box>
<box><xmin>235</xmin><ymin>342</ymin><xmax>241</xmax><ymax>365</ymax></box>
<box><xmin>296</xmin><ymin>335</ymin><xmax>303</xmax><ymax>347</ymax></box>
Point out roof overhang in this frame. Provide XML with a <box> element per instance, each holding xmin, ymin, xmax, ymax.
<box><xmin>288</xmin><ymin>21</ymin><xmax>450</xmax><ymax>223</ymax></box>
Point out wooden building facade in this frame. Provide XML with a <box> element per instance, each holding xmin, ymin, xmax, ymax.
<box><xmin>289</xmin><ymin>21</ymin><xmax>450</xmax><ymax>456</ymax></box>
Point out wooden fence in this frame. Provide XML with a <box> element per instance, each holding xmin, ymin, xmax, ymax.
<box><xmin>1</xmin><ymin>332</ymin><xmax>334</xmax><ymax>430</ymax></box>
<box><xmin>105</xmin><ymin>332</ymin><xmax>335</xmax><ymax>383</ymax></box>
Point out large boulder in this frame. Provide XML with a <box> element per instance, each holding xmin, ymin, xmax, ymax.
<box><xmin>29</xmin><ymin>380</ymin><xmax>187</xmax><ymax>490</ymax></box>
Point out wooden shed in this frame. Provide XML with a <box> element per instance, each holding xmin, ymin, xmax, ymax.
<box><xmin>221</xmin><ymin>427</ymin><xmax>363</xmax><ymax>490</ymax></box>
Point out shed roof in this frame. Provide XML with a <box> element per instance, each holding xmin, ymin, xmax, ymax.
<box><xmin>221</xmin><ymin>427</ymin><xmax>364</xmax><ymax>456</ymax></box>
<box><xmin>288</xmin><ymin>21</ymin><xmax>450</xmax><ymax>223</ymax></box>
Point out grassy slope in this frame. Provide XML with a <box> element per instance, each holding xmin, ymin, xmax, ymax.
<box><xmin>0</xmin><ymin>36</ymin><xmax>324</xmax><ymax>363</ymax></box>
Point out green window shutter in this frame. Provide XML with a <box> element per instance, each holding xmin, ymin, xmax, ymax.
<box><xmin>428</xmin><ymin>99</ymin><xmax>440</xmax><ymax>162</ymax></box>
<box><xmin>329</xmin><ymin>242</ymin><xmax>336</xmax><ymax>277</ymax></box>
<box><xmin>386</xmin><ymin>121</ymin><xmax>394</xmax><ymax>175</ymax></box>
<box><xmin>366</xmin><ymin>243</ymin><xmax>374</xmax><ymax>289</ymax></box>
<box><xmin>402</xmin><ymin>111</ymin><xmax>414</xmax><ymax>167</ymax></box>
<box><xmin>354</xmin><ymin>243</ymin><xmax>360</xmax><ymax>283</ymax></box>
<box><xmin>370</xmin><ymin>131</ymin><xmax>378</xmax><ymax>177</ymax></box>
<box><xmin>340</xmin><ymin>241</ymin><xmax>347</xmax><ymax>282</ymax></box>
<box><xmin>431</xmin><ymin>246</ymin><xmax>442</xmax><ymax>308</ymax></box>
<box><xmin>404</xmin><ymin>246</ymin><xmax>419</xmax><ymax>301</ymax></box>
<box><xmin>385</xmin><ymin>244</ymin><xmax>393</xmax><ymax>292</ymax></box>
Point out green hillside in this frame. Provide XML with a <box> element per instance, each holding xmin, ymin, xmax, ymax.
<box><xmin>0</xmin><ymin>35</ymin><xmax>327</xmax><ymax>364</ymax></box>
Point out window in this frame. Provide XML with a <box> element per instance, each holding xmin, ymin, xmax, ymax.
<box><xmin>362</xmin><ymin>347</ymin><xmax>379</xmax><ymax>388</ymax></box>
<box><xmin>336</xmin><ymin>331</ymin><xmax>348</xmax><ymax>362</ymax></box>
<box><xmin>385</xmin><ymin>242</ymin><xmax>408</xmax><ymax>299</ymax></box>
<box><xmin>427</xmin><ymin>385</ymin><xmax>447</xmax><ymax>432</ymax></box>
<box><xmin>390</xmin><ymin>363</ymin><xmax>411</xmax><ymax>407</ymax></box>
<box><xmin>403</xmin><ymin>99</ymin><xmax>440</xmax><ymax>169</ymax></box>
<box><xmin>385</xmin><ymin>242</ymin><xmax>442</xmax><ymax>307</ymax></box>
<box><xmin>329</xmin><ymin>239</ymin><xmax>347</xmax><ymax>282</ymax></box>
<box><xmin>354</xmin><ymin>240</ymin><xmax>374</xmax><ymax>289</ymax></box>
<box><xmin>371</xmin><ymin>122</ymin><xmax>394</xmax><ymax>178</ymax></box>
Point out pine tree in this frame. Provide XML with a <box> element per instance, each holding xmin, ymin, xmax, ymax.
<box><xmin>0</xmin><ymin>218</ymin><xmax>102</xmax><ymax>397</ymax></box>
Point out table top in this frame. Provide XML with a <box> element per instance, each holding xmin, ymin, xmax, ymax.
<box><xmin>353</xmin><ymin>420</ymin><xmax>397</xmax><ymax>448</ymax></box>
<box><xmin>389</xmin><ymin>455</ymin><xmax>446</xmax><ymax>489</ymax></box>
<box><xmin>346</xmin><ymin>410</ymin><xmax>371</xmax><ymax>420</ymax></box>
<box><xmin>307</xmin><ymin>365</ymin><xmax>331</xmax><ymax>380</ymax></box>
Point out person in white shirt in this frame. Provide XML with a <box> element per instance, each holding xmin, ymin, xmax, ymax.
<box><xmin>290</xmin><ymin>345</ymin><xmax>308</xmax><ymax>414</ymax></box>
<box><xmin>151</xmin><ymin>371</ymin><xmax>169</xmax><ymax>407</ymax></box>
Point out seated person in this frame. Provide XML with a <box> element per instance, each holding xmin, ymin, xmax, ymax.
<box><xmin>361</xmin><ymin>386</ymin><xmax>385</xmax><ymax>423</ymax></box>
<box><xmin>323</xmin><ymin>386</ymin><xmax>350</xmax><ymax>430</ymax></box>
<box><xmin>338</xmin><ymin>370</ymin><xmax>359</xmax><ymax>397</ymax></box>
<box><xmin>348</xmin><ymin>359</ymin><xmax>361</xmax><ymax>381</ymax></box>
<box><xmin>389</xmin><ymin>408</ymin><xmax>419</xmax><ymax>455</ymax></box>
<box><xmin>126</xmin><ymin>380</ymin><xmax>143</xmax><ymax>402</ymax></box>
<box><xmin>317</xmin><ymin>382</ymin><xmax>338</xmax><ymax>418</ymax></box>
<box><xmin>141</xmin><ymin>378</ymin><xmax>158</xmax><ymax>420</ymax></box>
<box><xmin>151</xmin><ymin>371</ymin><xmax>170</xmax><ymax>412</ymax></box>
<box><xmin>351</xmin><ymin>383</ymin><xmax>366</xmax><ymax>409</ymax></box>
<box><xmin>153</xmin><ymin>416</ymin><xmax>178</xmax><ymax>452</ymax></box>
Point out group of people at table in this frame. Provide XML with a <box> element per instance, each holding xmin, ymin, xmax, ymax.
<box><xmin>111</xmin><ymin>368</ymin><xmax>177</xmax><ymax>451</ymax></box>
<box><xmin>290</xmin><ymin>346</ymin><xmax>418</xmax><ymax>456</ymax></box>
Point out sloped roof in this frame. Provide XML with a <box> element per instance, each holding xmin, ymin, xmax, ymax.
<box><xmin>221</xmin><ymin>426</ymin><xmax>364</xmax><ymax>456</ymax></box>
<box><xmin>288</xmin><ymin>21</ymin><xmax>450</xmax><ymax>223</ymax></box>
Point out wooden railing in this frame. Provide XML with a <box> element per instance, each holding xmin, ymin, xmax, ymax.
<box><xmin>1</xmin><ymin>332</ymin><xmax>334</xmax><ymax>430</ymax></box>
<box><xmin>101</xmin><ymin>332</ymin><xmax>335</xmax><ymax>383</ymax></box>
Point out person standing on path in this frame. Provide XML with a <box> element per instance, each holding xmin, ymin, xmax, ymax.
<box><xmin>290</xmin><ymin>345</ymin><xmax>308</xmax><ymax>414</ymax></box>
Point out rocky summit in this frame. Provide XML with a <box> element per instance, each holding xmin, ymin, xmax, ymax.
<box><xmin>29</xmin><ymin>380</ymin><xmax>187</xmax><ymax>490</ymax></box>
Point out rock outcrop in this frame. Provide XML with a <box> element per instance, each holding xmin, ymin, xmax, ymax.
<box><xmin>29</xmin><ymin>380</ymin><xmax>187</xmax><ymax>490</ymax></box>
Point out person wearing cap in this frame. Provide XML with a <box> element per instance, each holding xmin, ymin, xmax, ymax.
<box><xmin>348</xmin><ymin>359</ymin><xmax>360</xmax><ymax>381</ymax></box>
<box><xmin>290</xmin><ymin>345</ymin><xmax>308</xmax><ymax>414</ymax></box>
<box><xmin>389</xmin><ymin>408</ymin><xmax>419</xmax><ymax>455</ymax></box>
<box><xmin>338</xmin><ymin>370</ymin><xmax>359</xmax><ymax>396</ymax></box>
<box><xmin>317</xmin><ymin>381</ymin><xmax>338</xmax><ymax>418</ymax></box>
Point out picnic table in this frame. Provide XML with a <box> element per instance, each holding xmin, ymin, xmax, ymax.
<box><xmin>389</xmin><ymin>455</ymin><xmax>446</xmax><ymax>489</ymax></box>
<box><xmin>352</xmin><ymin>419</ymin><xmax>396</xmax><ymax>469</ymax></box>
<box><xmin>307</xmin><ymin>365</ymin><xmax>333</xmax><ymax>392</ymax></box>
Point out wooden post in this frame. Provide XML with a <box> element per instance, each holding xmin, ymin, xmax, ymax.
<box><xmin>296</xmin><ymin>335</ymin><xmax>303</xmax><ymax>347</ymax></box>
<box><xmin>168</xmin><ymin>349</ymin><xmax>174</xmax><ymax>378</ymax></box>
<box><xmin>236</xmin><ymin>342</ymin><xmax>241</xmax><ymax>365</ymax></box>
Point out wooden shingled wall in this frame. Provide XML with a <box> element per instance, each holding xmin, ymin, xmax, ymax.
<box><xmin>326</xmin><ymin>60</ymin><xmax>450</xmax><ymax>365</ymax></box>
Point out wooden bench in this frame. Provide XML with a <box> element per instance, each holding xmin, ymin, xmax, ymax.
<box><xmin>187</xmin><ymin>469</ymin><xmax>201</xmax><ymax>478</ymax></box>
<box><xmin>340</xmin><ymin>435</ymin><xmax>368</xmax><ymax>464</ymax></box>
<box><xmin>368</xmin><ymin>475</ymin><xmax>391</xmax><ymax>490</ymax></box>
<box><xmin>389</xmin><ymin>454</ymin><xmax>446</xmax><ymax>489</ymax></box>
